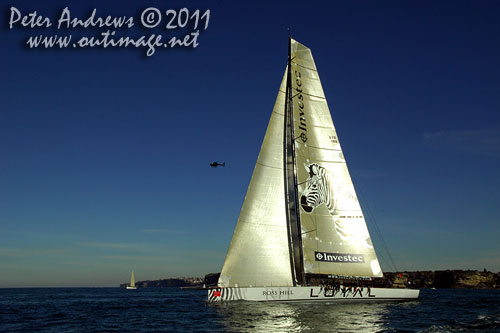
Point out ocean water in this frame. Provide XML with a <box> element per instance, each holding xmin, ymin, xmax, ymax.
<box><xmin>0</xmin><ymin>288</ymin><xmax>499</xmax><ymax>332</ymax></box>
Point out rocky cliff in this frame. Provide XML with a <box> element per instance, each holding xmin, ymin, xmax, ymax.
<box><xmin>382</xmin><ymin>270</ymin><xmax>500</xmax><ymax>289</ymax></box>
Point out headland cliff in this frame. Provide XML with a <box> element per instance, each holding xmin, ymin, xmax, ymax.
<box><xmin>121</xmin><ymin>270</ymin><xmax>500</xmax><ymax>289</ymax></box>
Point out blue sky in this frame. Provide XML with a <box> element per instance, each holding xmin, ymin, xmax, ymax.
<box><xmin>1</xmin><ymin>0</ymin><xmax>499</xmax><ymax>287</ymax></box>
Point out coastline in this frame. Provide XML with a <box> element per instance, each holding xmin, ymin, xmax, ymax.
<box><xmin>119</xmin><ymin>270</ymin><xmax>500</xmax><ymax>290</ymax></box>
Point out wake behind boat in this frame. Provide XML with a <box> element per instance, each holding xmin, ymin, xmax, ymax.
<box><xmin>208</xmin><ymin>38</ymin><xmax>419</xmax><ymax>302</ymax></box>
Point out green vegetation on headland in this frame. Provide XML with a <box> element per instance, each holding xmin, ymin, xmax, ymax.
<box><xmin>120</xmin><ymin>270</ymin><xmax>500</xmax><ymax>289</ymax></box>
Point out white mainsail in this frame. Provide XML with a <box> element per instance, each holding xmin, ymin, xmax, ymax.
<box><xmin>218</xmin><ymin>38</ymin><xmax>382</xmax><ymax>290</ymax></box>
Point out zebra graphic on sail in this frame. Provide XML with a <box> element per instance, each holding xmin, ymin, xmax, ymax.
<box><xmin>300</xmin><ymin>163</ymin><xmax>337</xmax><ymax>214</ymax></box>
<box><xmin>300</xmin><ymin>163</ymin><xmax>372</xmax><ymax>248</ymax></box>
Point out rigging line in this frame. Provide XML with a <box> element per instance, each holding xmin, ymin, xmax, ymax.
<box><xmin>292</xmin><ymin>135</ymin><xmax>309</xmax><ymax>142</ymax></box>
<box><xmin>349</xmin><ymin>175</ymin><xmax>395</xmax><ymax>271</ymax></box>
<box><xmin>255</xmin><ymin>161</ymin><xmax>283</xmax><ymax>170</ymax></box>
<box><xmin>290</xmin><ymin>61</ymin><xmax>317</xmax><ymax>72</ymax></box>
<box><xmin>238</xmin><ymin>219</ymin><xmax>290</xmax><ymax>228</ymax></box>
<box><xmin>295</xmin><ymin>144</ymin><xmax>342</xmax><ymax>151</ymax></box>
<box><xmin>354</xmin><ymin>178</ymin><xmax>399</xmax><ymax>272</ymax></box>
<box><xmin>362</xmin><ymin>196</ymin><xmax>398</xmax><ymax>272</ymax></box>
<box><xmin>366</xmin><ymin>207</ymin><xmax>398</xmax><ymax>272</ymax></box>
<box><xmin>293</xmin><ymin>90</ymin><xmax>326</xmax><ymax>100</ymax></box>
<box><xmin>287</xmin><ymin>85</ymin><xmax>327</xmax><ymax>100</ymax></box>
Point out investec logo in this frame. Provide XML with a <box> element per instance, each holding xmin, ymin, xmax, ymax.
<box><xmin>294</xmin><ymin>70</ymin><xmax>307</xmax><ymax>143</ymax></box>
<box><xmin>315</xmin><ymin>251</ymin><xmax>365</xmax><ymax>263</ymax></box>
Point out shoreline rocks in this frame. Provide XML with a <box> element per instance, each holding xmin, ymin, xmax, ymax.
<box><xmin>382</xmin><ymin>270</ymin><xmax>500</xmax><ymax>289</ymax></box>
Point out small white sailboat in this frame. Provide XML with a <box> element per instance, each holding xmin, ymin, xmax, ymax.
<box><xmin>208</xmin><ymin>38</ymin><xmax>419</xmax><ymax>302</ymax></box>
<box><xmin>126</xmin><ymin>270</ymin><xmax>137</xmax><ymax>290</ymax></box>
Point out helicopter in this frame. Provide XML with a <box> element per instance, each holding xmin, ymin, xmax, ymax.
<box><xmin>210</xmin><ymin>161</ymin><xmax>226</xmax><ymax>168</ymax></box>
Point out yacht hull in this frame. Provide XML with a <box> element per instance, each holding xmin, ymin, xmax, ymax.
<box><xmin>208</xmin><ymin>286</ymin><xmax>419</xmax><ymax>302</ymax></box>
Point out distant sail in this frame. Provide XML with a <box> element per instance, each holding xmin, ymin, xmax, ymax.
<box><xmin>130</xmin><ymin>270</ymin><xmax>135</xmax><ymax>287</ymax></box>
<box><xmin>218</xmin><ymin>71</ymin><xmax>293</xmax><ymax>288</ymax></box>
<box><xmin>290</xmin><ymin>39</ymin><xmax>382</xmax><ymax>278</ymax></box>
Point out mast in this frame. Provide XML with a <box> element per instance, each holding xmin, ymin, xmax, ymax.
<box><xmin>283</xmin><ymin>36</ymin><xmax>305</xmax><ymax>285</ymax></box>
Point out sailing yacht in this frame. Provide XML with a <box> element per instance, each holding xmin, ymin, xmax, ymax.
<box><xmin>208</xmin><ymin>38</ymin><xmax>419</xmax><ymax>302</ymax></box>
<box><xmin>126</xmin><ymin>271</ymin><xmax>137</xmax><ymax>290</ymax></box>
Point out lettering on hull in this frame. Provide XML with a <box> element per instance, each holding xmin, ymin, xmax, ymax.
<box><xmin>310</xmin><ymin>286</ymin><xmax>376</xmax><ymax>298</ymax></box>
<box><xmin>208</xmin><ymin>286</ymin><xmax>380</xmax><ymax>302</ymax></box>
<box><xmin>262</xmin><ymin>289</ymin><xmax>293</xmax><ymax>296</ymax></box>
